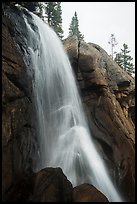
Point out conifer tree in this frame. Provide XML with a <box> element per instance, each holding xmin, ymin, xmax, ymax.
<box><xmin>115</xmin><ymin>53</ymin><xmax>123</xmax><ymax>68</ymax></box>
<box><xmin>36</xmin><ymin>2</ymin><xmax>45</xmax><ymax>20</ymax></box>
<box><xmin>114</xmin><ymin>43</ymin><xmax>135</xmax><ymax>75</ymax></box>
<box><xmin>69</xmin><ymin>11</ymin><xmax>84</xmax><ymax>40</ymax></box>
<box><xmin>44</xmin><ymin>2</ymin><xmax>63</xmax><ymax>39</ymax></box>
<box><xmin>52</xmin><ymin>2</ymin><xmax>63</xmax><ymax>39</ymax></box>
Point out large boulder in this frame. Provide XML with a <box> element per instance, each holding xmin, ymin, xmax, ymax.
<box><xmin>73</xmin><ymin>183</ymin><xmax>109</xmax><ymax>202</ymax></box>
<box><xmin>64</xmin><ymin>37</ymin><xmax>135</xmax><ymax>202</ymax></box>
<box><xmin>4</xmin><ymin>168</ymin><xmax>73</xmax><ymax>202</ymax></box>
<box><xmin>31</xmin><ymin>168</ymin><xmax>73</xmax><ymax>202</ymax></box>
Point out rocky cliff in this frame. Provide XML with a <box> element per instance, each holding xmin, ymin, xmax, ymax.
<box><xmin>64</xmin><ymin>36</ymin><xmax>135</xmax><ymax>201</ymax></box>
<box><xmin>2</xmin><ymin>4</ymin><xmax>135</xmax><ymax>202</ymax></box>
<box><xmin>2</xmin><ymin>5</ymin><xmax>40</xmax><ymax>200</ymax></box>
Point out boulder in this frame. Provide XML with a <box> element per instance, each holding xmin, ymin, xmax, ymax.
<box><xmin>30</xmin><ymin>168</ymin><xmax>73</xmax><ymax>202</ymax></box>
<box><xmin>4</xmin><ymin>168</ymin><xmax>73</xmax><ymax>202</ymax></box>
<box><xmin>73</xmin><ymin>183</ymin><xmax>109</xmax><ymax>202</ymax></box>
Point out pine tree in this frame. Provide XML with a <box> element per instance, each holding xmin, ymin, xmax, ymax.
<box><xmin>44</xmin><ymin>2</ymin><xmax>63</xmax><ymax>40</ymax></box>
<box><xmin>121</xmin><ymin>44</ymin><xmax>134</xmax><ymax>74</ymax></box>
<box><xmin>45</xmin><ymin>2</ymin><xmax>56</xmax><ymax>26</ymax></box>
<box><xmin>52</xmin><ymin>2</ymin><xmax>63</xmax><ymax>39</ymax></box>
<box><xmin>115</xmin><ymin>53</ymin><xmax>123</xmax><ymax>68</ymax></box>
<box><xmin>114</xmin><ymin>43</ymin><xmax>135</xmax><ymax>76</ymax></box>
<box><xmin>36</xmin><ymin>3</ymin><xmax>45</xmax><ymax>20</ymax></box>
<box><xmin>69</xmin><ymin>11</ymin><xmax>84</xmax><ymax>41</ymax></box>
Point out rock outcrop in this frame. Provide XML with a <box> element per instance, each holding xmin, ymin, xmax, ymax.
<box><xmin>73</xmin><ymin>183</ymin><xmax>109</xmax><ymax>202</ymax></box>
<box><xmin>2</xmin><ymin>5</ymin><xmax>39</xmax><ymax>200</ymax></box>
<box><xmin>4</xmin><ymin>167</ymin><xmax>109</xmax><ymax>202</ymax></box>
<box><xmin>5</xmin><ymin>168</ymin><xmax>73</xmax><ymax>202</ymax></box>
<box><xmin>64</xmin><ymin>36</ymin><xmax>135</xmax><ymax>202</ymax></box>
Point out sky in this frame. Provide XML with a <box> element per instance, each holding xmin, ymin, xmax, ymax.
<box><xmin>61</xmin><ymin>2</ymin><xmax>135</xmax><ymax>64</ymax></box>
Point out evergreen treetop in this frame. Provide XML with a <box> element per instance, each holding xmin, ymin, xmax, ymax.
<box><xmin>115</xmin><ymin>43</ymin><xmax>135</xmax><ymax>76</ymax></box>
<box><xmin>43</xmin><ymin>2</ymin><xmax>64</xmax><ymax>40</ymax></box>
<box><xmin>69</xmin><ymin>11</ymin><xmax>84</xmax><ymax>41</ymax></box>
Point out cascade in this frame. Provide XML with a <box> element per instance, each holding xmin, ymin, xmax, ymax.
<box><xmin>22</xmin><ymin>9</ymin><xmax>123</xmax><ymax>202</ymax></box>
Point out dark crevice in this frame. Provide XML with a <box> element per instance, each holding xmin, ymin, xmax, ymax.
<box><xmin>3</xmin><ymin>71</ymin><xmax>32</xmax><ymax>103</ymax></box>
<box><xmin>83</xmin><ymin>85</ymin><xmax>107</xmax><ymax>94</ymax></box>
<box><xmin>94</xmin><ymin>45</ymin><xmax>101</xmax><ymax>52</ymax></box>
<box><xmin>3</xmin><ymin>184</ymin><xmax>15</xmax><ymax>196</ymax></box>
<box><xmin>2</xmin><ymin>55</ymin><xmax>18</xmax><ymax>65</ymax></box>
<box><xmin>92</xmin><ymin>104</ymin><xmax>111</xmax><ymax>138</ymax></box>
<box><xmin>79</xmin><ymin>70</ymin><xmax>94</xmax><ymax>74</ymax></box>
<box><xmin>3</xmin><ymin>96</ymin><xmax>25</xmax><ymax>107</ymax></box>
<box><xmin>117</xmin><ymin>80</ymin><xmax>131</xmax><ymax>87</ymax></box>
<box><xmin>3</xmin><ymin>137</ymin><xmax>13</xmax><ymax>148</ymax></box>
<box><xmin>3</xmin><ymin>58</ymin><xmax>18</xmax><ymax>70</ymax></box>
<box><xmin>24</xmin><ymin>124</ymin><xmax>34</xmax><ymax>129</ymax></box>
<box><xmin>95</xmin><ymin>137</ymin><xmax>114</xmax><ymax>161</ymax></box>
<box><xmin>78</xmin><ymin>40</ymin><xmax>80</xmax><ymax>64</ymax></box>
<box><xmin>84</xmin><ymin>96</ymin><xmax>96</xmax><ymax>103</ymax></box>
<box><xmin>77</xmin><ymin>40</ymin><xmax>81</xmax><ymax>77</ymax></box>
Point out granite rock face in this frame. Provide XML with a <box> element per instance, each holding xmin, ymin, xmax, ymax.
<box><xmin>64</xmin><ymin>37</ymin><xmax>135</xmax><ymax>202</ymax></box>
<box><xmin>2</xmin><ymin>6</ymin><xmax>39</xmax><ymax>200</ymax></box>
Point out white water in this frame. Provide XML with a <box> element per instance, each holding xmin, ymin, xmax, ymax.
<box><xmin>23</xmin><ymin>11</ymin><xmax>123</xmax><ymax>202</ymax></box>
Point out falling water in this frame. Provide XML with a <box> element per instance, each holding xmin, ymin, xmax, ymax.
<box><xmin>22</xmin><ymin>9</ymin><xmax>123</xmax><ymax>202</ymax></box>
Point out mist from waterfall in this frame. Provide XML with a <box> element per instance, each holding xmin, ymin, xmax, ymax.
<box><xmin>22</xmin><ymin>9</ymin><xmax>123</xmax><ymax>202</ymax></box>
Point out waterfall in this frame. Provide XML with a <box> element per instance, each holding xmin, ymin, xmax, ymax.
<box><xmin>22</xmin><ymin>9</ymin><xmax>123</xmax><ymax>202</ymax></box>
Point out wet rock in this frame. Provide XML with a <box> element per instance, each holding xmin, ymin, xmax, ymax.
<box><xmin>31</xmin><ymin>168</ymin><xmax>73</xmax><ymax>202</ymax></box>
<box><xmin>64</xmin><ymin>37</ymin><xmax>135</xmax><ymax>202</ymax></box>
<box><xmin>73</xmin><ymin>183</ymin><xmax>109</xmax><ymax>202</ymax></box>
<box><xmin>63</xmin><ymin>35</ymin><xmax>79</xmax><ymax>76</ymax></box>
<box><xmin>2</xmin><ymin>6</ymin><xmax>38</xmax><ymax>199</ymax></box>
<box><xmin>4</xmin><ymin>168</ymin><xmax>73</xmax><ymax>202</ymax></box>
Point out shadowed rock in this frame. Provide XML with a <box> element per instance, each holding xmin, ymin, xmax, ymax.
<box><xmin>4</xmin><ymin>168</ymin><xmax>73</xmax><ymax>202</ymax></box>
<box><xmin>2</xmin><ymin>5</ymin><xmax>39</xmax><ymax>199</ymax></box>
<box><xmin>30</xmin><ymin>168</ymin><xmax>73</xmax><ymax>202</ymax></box>
<box><xmin>73</xmin><ymin>183</ymin><xmax>109</xmax><ymax>202</ymax></box>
